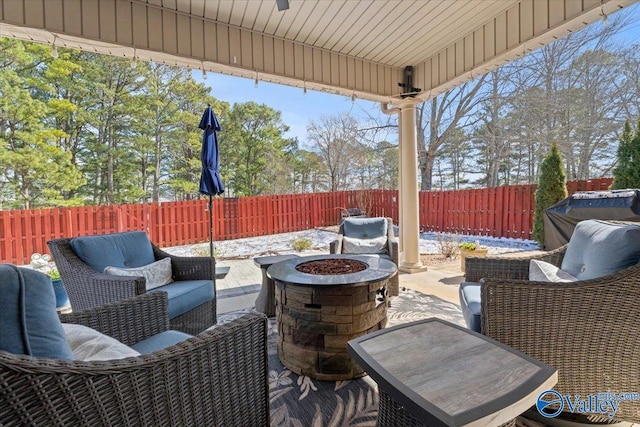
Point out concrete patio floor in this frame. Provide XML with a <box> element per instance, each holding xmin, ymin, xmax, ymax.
<box><xmin>215</xmin><ymin>251</ymin><xmax>465</xmax><ymax>315</ymax></box>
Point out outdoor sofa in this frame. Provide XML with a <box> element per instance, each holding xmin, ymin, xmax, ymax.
<box><xmin>48</xmin><ymin>231</ymin><xmax>216</xmax><ymax>335</ymax></box>
<box><xmin>458</xmin><ymin>219</ymin><xmax>640</xmax><ymax>423</ymax></box>
<box><xmin>0</xmin><ymin>264</ymin><xmax>270</xmax><ymax>426</ymax></box>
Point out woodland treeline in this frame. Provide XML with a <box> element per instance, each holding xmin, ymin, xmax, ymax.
<box><xmin>411</xmin><ymin>11</ymin><xmax>640</xmax><ymax>190</ymax></box>
<box><xmin>0</xmin><ymin>39</ymin><xmax>396</xmax><ymax>209</ymax></box>
<box><xmin>1</xmin><ymin>6</ymin><xmax>639</xmax><ymax>209</ymax></box>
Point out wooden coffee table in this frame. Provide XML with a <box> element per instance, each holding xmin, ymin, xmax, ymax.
<box><xmin>348</xmin><ymin>318</ymin><xmax>557</xmax><ymax>427</ymax></box>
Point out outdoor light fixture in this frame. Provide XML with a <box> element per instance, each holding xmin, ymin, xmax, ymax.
<box><xmin>303</xmin><ymin>81</ymin><xmax>307</xmax><ymax>95</ymax></box>
<box><xmin>131</xmin><ymin>48</ymin><xmax>137</xmax><ymax>68</ymax></box>
<box><xmin>398</xmin><ymin>65</ymin><xmax>421</xmax><ymax>98</ymax></box>
<box><xmin>255</xmin><ymin>71</ymin><xmax>259</xmax><ymax>88</ymax></box>
<box><xmin>276</xmin><ymin>0</ymin><xmax>289</xmax><ymax>11</ymax></box>
<box><xmin>202</xmin><ymin>62</ymin><xmax>207</xmax><ymax>80</ymax></box>
<box><xmin>601</xmin><ymin>1</ymin><xmax>609</xmax><ymax>26</ymax></box>
<box><xmin>51</xmin><ymin>36</ymin><xmax>58</xmax><ymax>58</ymax></box>
<box><xmin>601</xmin><ymin>9</ymin><xmax>609</xmax><ymax>26</ymax></box>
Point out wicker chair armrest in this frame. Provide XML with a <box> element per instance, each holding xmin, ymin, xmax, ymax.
<box><xmin>153</xmin><ymin>245</ymin><xmax>214</xmax><ymax>281</ymax></box>
<box><xmin>464</xmin><ymin>245</ymin><xmax>567</xmax><ymax>282</ymax></box>
<box><xmin>0</xmin><ymin>312</ymin><xmax>269</xmax><ymax>427</ymax></box>
<box><xmin>71</xmin><ymin>272</ymin><xmax>146</xmax><ymax>307</ymax></box>
<box><xmin>329</xmin><ymin>236</ymin><xmax>343</xmax><ymax>254</ymax></box>
<box><xmin>48</xmin><ymin>237</ymin><xmax>146</xmax><ymax>311</ymax></box>
<box><xmin>480</xmin><ymin>265</ymin><xmax>640</xmax><ymax>422</ymax></box>
<box><xmin>387</xmin><ymin>237</ymin><xmax>399</xmax><ymax>264</ymax></box>
<box><xmin>59</xmin><ymin>293</ymin><xmax>170</xmax><ymax>346</ymax></box>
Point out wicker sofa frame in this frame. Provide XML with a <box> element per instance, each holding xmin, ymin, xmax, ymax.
<box><xmin>464</xmin><ymin>244</ymin><xmax>640</xmax><ymax>423</ymax></box>
<box><xmin>48</xmin><ymin>237</ymin><xmax>216</xmax><ymax>335</ymax></box>
<box><xmin>330</xmin><ymin>217</ymin><xmax>400</xmax><ymax>296</ymax></box>
<box><xmin>0</xmin><ymin>292</ymin><xmax>269</xmax><ymax>427</ymax></box>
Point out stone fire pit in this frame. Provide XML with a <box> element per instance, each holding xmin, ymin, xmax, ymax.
<box><xmin>267</xmin><ymin>254</ymin><xmax>397</xmax><ymax>381</ymax></box>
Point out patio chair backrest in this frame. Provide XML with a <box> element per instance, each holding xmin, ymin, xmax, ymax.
<box><xmin>70</xmin><ymin>231</ymin><xmax>155</xmax><ymax>273</ymax></box>
<box><xmin>342</xmin><ymin>217</ymin><xmax>388</xmax><ymax>239</ymax></box>
<box><xmin>560</xmin><ymin>220</ymin><xmax>640</xmax><ymax>280</ymax></box>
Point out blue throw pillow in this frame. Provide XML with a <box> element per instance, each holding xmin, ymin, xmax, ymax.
<box><xmin>70</xmin><ymin>231</ymin><xmax>156</xmax><ymax>273</ymax></box>
<box><xmin>561</xmin><ymin>220</ymin><xmax>640</xmax><ymax>280</ymax></box>
<box><xmin>0</xmin><ymin>264</ymin><xmax>73</xmax><ymax>360</ymax></box>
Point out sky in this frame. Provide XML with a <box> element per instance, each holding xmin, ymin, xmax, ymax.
<box><xmin>192</xmin><ymin>72</ymin><xmax>385</xmax><ymax>148</ymax></box>
<box><xmin>191</xmin><ymin>3</ymin><xmax>640</xmax><ymax>150</ymax></box>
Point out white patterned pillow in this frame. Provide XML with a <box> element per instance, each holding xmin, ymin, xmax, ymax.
<box><xmin>529</xmin><ymin>260</ymin><xmax>578</xmax><ymax>283</ymax></box>
<box><xmin>104</xmin><ymin>257</ymin><xmax>173</xmax><ymax>290</ymax></box>
<box><xmin>342</xmin><ymin>236</ymin><xmax>388</xmax><ymax>254</ymax></box>
<box><xmin>62</xmin><ymin>324</ymin><xmax>140</xmax><ymax>361</ymax></box>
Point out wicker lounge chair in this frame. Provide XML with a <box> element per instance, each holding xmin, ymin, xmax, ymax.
<box><xmin>461</xmin><ymin>220</ymin><xmax>640</xmax><ymax>423</ymax></box>
<box><xmin>48</xmin><ymin>232</ymin><xmax>216</xmax><ymax>335</ymax></box>
<box><xmin>0</xmin><ymin>291</ymin><xmax>270</xmax><ymax>427</ymax></box>
<box><xmin>330</xmin><ymin>217</ymin><xmax>399</xmax><ymax>296</ymax></box>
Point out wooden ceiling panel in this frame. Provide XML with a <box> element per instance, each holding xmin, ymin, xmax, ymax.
<box><xmin>188</xmin><ymin>0</ymin><xmax>205</xmax><ymax>17</ymax></box>
<box><xmin>328</xmin><ymin>1</ymin><xmax>389</xmax><ymax>54</ymax></box>
<box><xmin>2</xmin><ymin>0</ymin><xmax>633</xmax><ymax>102</ymax></box>
<box><xmin>344</xmin><ymin>1</ymin><xmax>417</xmax><ymax>59</ymax></box>
<box><xmin>296</xmin><ymin>1</ymin><xmax>334</xmax><ymax>45</ymax></box>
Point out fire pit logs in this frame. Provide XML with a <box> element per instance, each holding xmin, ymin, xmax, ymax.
<box><xmin>295</xmin><ymin>258</ymin><xmax>367</xmax><ymax>275</ymax></box>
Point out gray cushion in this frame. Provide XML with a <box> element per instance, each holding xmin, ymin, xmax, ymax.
<box><xmin>342</xmin><ymin>236</ymin><xmax>388</xmax><ymax>254</ymax></box>
<box><xmin>343</xmin><ymin>217</ymin><xmax>388</xmax><ymax>239</ymax></box>
<box><xmin>150</xmin><ymin>280</ymin><xmax>214</xmax><ymax>319</ymax></box>
<box><xmin>458</xmin><ymin>282</ymin><xmax>481</xmax><ymax>333</ymax></box>
<box><xmin>62</xmin><ymin>323</ymin><xmax>141</xmax><ymax>360</ymax></box>
<box><xmin>131</xmin><ymin>330</ymin><xmax>193</xmax><ymax>354</ymax></box>
<box><xmin>0</xmin><ymin>265</ymin><xmax>73</xmax><ymax>360</ymax></box>
<box><xmin>104</xmin><ymin>257</ymin><xmax>173</xmax><ymax>290</ymax></box>
<box><xmin>529</xmin><ymin>260</ymin><xmax>578</xmax><ymax>282</ymax></box>
<box><xmin>561</xmin><ymin>220</ymin><xmax>640</xmax><ymax>280</ymax></box>
<box><xmin>70</xmin><ymin>231</ymin><xmax>155</xmax><ymax>273</ymax></box>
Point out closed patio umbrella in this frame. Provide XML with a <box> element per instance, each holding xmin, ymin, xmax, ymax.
<box><xmin>199</xmin><ymin>104</ymin><xmax>224</xmax><ymax>258</ymax></box>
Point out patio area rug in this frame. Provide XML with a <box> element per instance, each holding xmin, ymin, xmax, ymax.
<box><xmin>218</xmin><ymin>288</ymin><xmax>546</xmax><ymax>427</ymax></box>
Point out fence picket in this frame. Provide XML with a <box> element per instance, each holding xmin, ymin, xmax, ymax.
<box><xmin>0</xmin><ymin>178</ymin><xmax>614</xmax><ymax>265</ymax></box>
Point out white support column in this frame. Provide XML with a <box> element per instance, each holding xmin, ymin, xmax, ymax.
<box><xmin>380</xmin><ymin>103</ymin><xmax>402</xmax><ymax>252</ymax></box>
<box><xmin>397</xmin><ymin>98</ymin><xmax>427</xmax><ymax>273</ymax></box>
<box><xmin>397</xmin><ymin>119</ymin><xmax>403</xmax><ymax>254</ymax></box>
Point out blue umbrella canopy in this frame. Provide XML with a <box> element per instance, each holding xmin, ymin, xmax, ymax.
<box><xmin>199</xmin><ymin>105</ymin><xmax>224</xmax><ymax>196</ymax></box>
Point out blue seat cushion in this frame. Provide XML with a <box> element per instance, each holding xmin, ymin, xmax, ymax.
<box><xmin>70</xmin><ymin>231</ymin><xmax>156</xmax><ymax>273</ymax></box>
<box><xmin>0</xmin><ymin>265</ymin><xmax>73</xmax><ymax>360</ymax></box>
<box><xmin>561</xmin><ymin>220</ymin><xmax>640</xmax><ymax>280</ymax></box>
<box><xmin>150</xmin><ymin>280</ymin><xmax>214</xmax><ymax>319</ymax></box>
<box><xmin>131</xmin><ymin>330</ymin><xmax>193</xmax><ymax>354</ymax></box>
<box><xmin>459</xmin><ymin>282</ymin><xmax>482</xmax><ymax>333</ymax></box>
<box><xmin>343</xmin><ymin>217</ymin><xmax>388</xmax><ymax>239</ymax></box>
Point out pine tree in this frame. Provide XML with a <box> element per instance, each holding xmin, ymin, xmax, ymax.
<box><xmin>628</xmin><ymin>118</ymin><xmax>640</xmax><ymax>188</ymax></box>
<box><xmin>611</xmin><ymin>120</ymin><xmax>634</xmax><ymax>189</ymax></box>
<box><xmin>532</xmin><ymin>142</ymin><xmax>568</xmax><ymax>245</ymax></box>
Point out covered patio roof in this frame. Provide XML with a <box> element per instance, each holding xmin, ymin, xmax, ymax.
<box><xmin>1</xmin><ymin>0</ymin><xmax>637</xmax><ymax>271</ymax></box>
<box><xmin>1</xmin><ymin>0</ymin><xmax>636</xmax><ymax>104</ymax></box>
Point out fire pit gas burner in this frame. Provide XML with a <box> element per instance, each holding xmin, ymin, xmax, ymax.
<box><xmin>295</xmin><ymin>259</ymin><xmax>367</xmax><ymax>275</ymax></box>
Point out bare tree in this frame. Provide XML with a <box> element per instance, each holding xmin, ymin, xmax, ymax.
<box><xmin>618</xmin><ymin>44</ymin><xmax>640</xmax><ymax>121</ymax></box>
<box><xmin>307</xmin><ymin>114</ymin><xmax>362</xmax><ymax>191</ymax></box>
<box><xmin>417</xmin><ymin>75</ymin><xmax>487</xmax><ymax>190</ymax></box>
<box><xmin>471</xmin><ymin>67</ymin><xmax>520</xmax><ymax>187</ymax></box>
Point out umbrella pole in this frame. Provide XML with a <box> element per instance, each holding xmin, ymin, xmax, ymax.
<box><xmin>208</xmin><ymin>195</ymin><xmax>217</xmax><ymax>290</ymax></box>
<box><xmin>208</xmin><ymin>195</ymin><xmax>214</xmax><ymax>258</ymax></box>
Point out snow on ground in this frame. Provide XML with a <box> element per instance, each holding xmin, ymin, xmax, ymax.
<box><xmin>164</xmin><ymin>227</ymin><xmax>540</xmax><ymax>259</ymax></box>
<box><xmin>421</xmin><ymin>231</ymin><xmax>541</xmax><ymax>254</ymax></box>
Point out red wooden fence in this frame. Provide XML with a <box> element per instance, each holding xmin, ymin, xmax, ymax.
<box><xmin>0</xmin><ymin>178</ymin><xmax>613</xmax><ymax>265</ymax></box>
